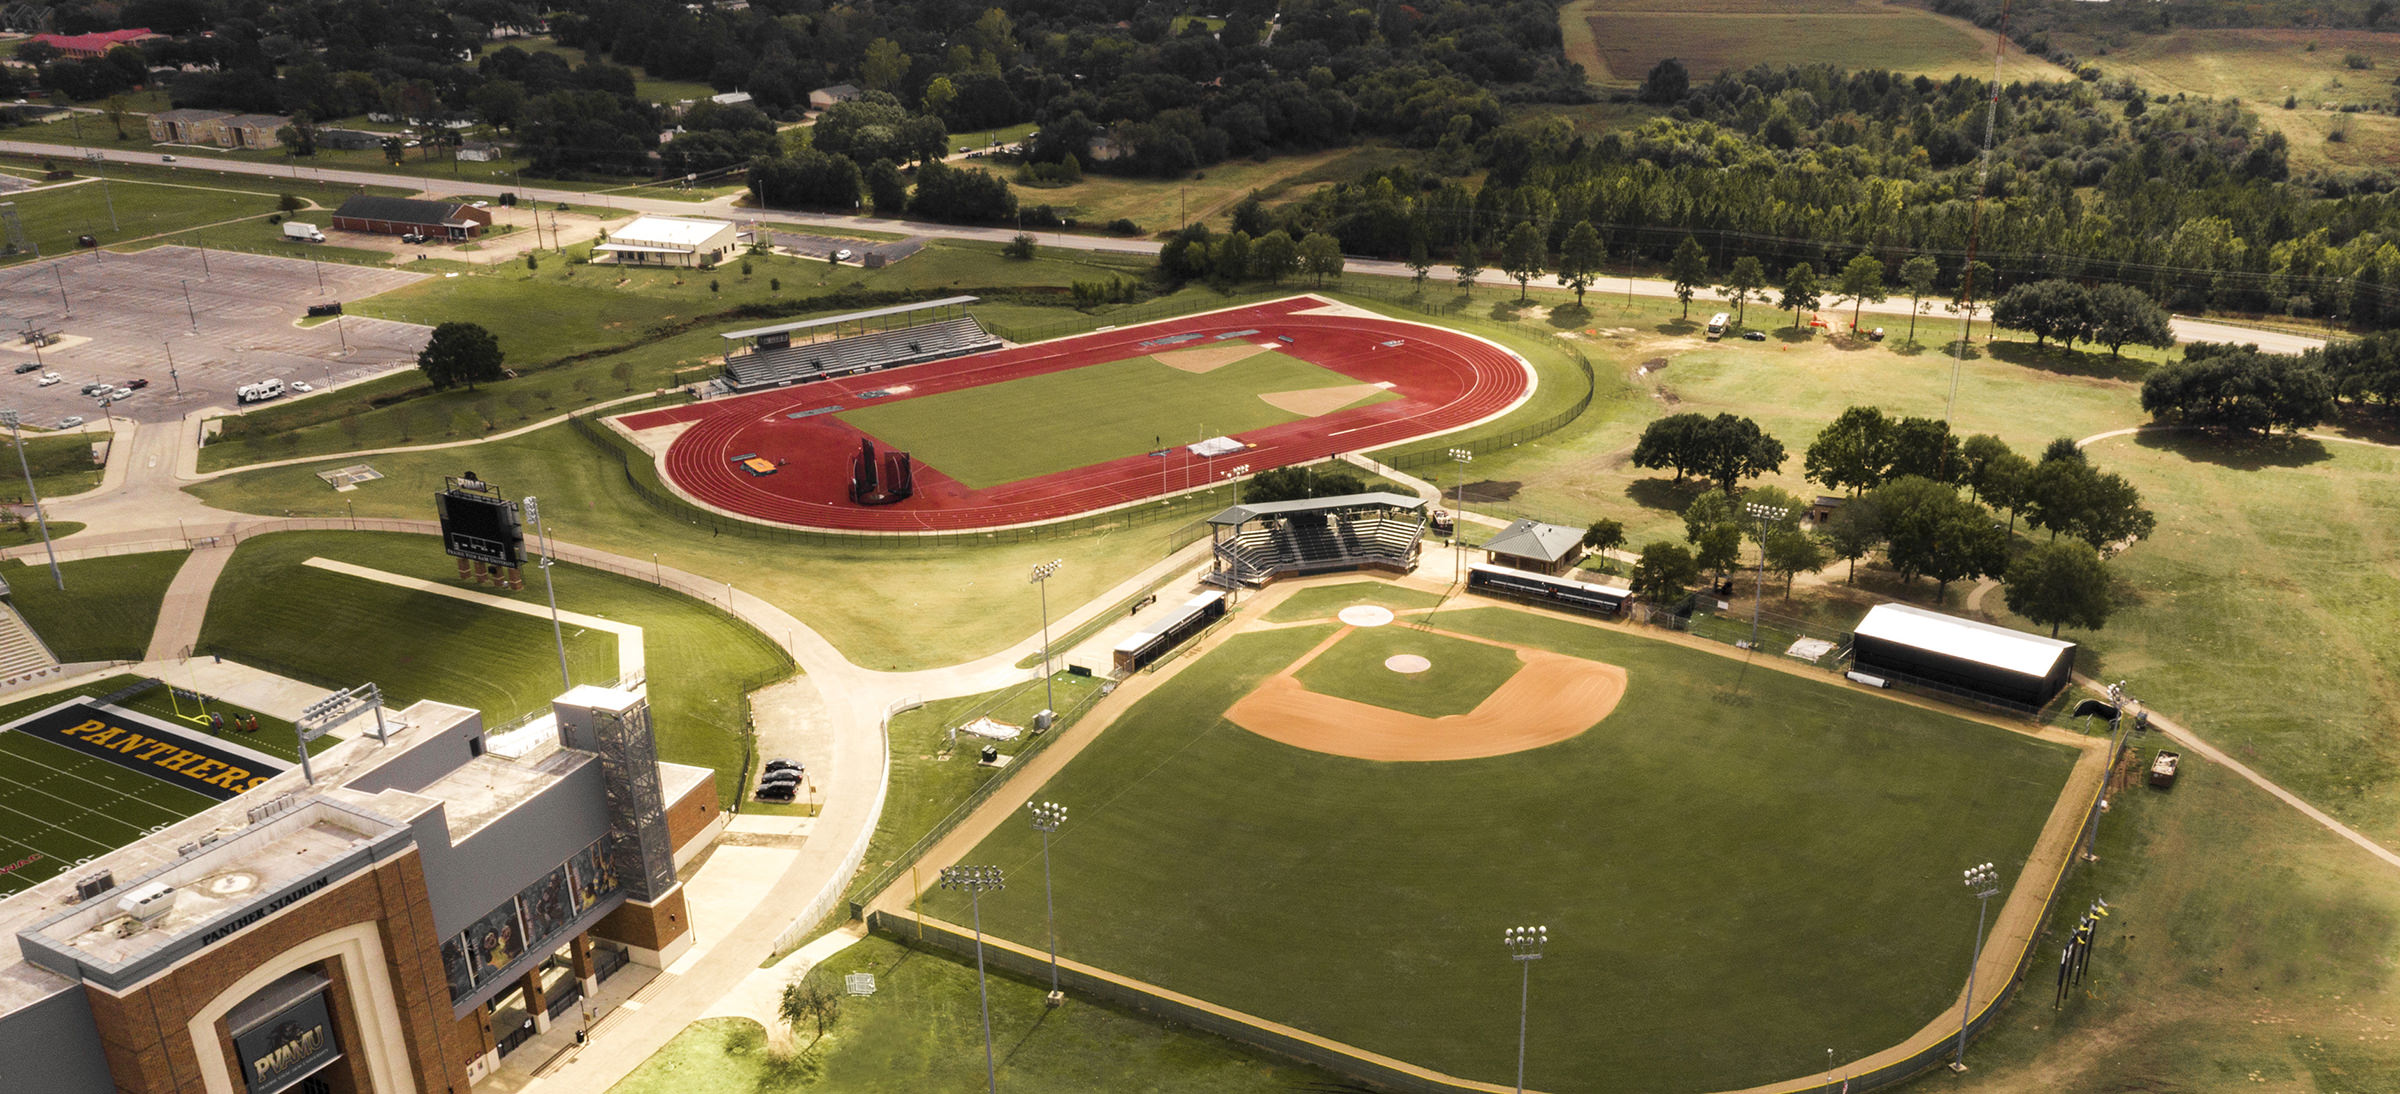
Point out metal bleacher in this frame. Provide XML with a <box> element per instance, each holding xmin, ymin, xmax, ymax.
<box><xmin>721</xmin><ymin>314</ymin><xmax>1001</xmax><ymax>392</ymax></box>
<box><xmin>1205</xmin><ymin>492</ymin><xmax>1429</xmax><ymax>587</ymax></box>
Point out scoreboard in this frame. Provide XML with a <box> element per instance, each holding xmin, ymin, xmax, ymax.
<box><xmin>435</xmin><ymin>474</ymin><xmax>525</xmax><ymax>568</ymax></box>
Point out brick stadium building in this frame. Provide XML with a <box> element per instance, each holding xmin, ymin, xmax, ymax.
<box><xmin>0</xmin><ymin>683</ymin><xmax>724</xmax><ymax>1094</ymax></box>
<box><xmin>329</xmin><ymin>196</ymin><xmax>494</xmax><ymax>242</ymax></box>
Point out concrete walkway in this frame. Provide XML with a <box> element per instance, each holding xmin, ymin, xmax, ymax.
<box><xmin>143</xmin><ymin>543</ymin><xmax>234</xmax><ymax>662</ymax></box>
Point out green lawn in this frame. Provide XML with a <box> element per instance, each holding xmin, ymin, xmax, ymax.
<box><xmin>837</xmin><ymin>350</ymin><xmax>1390</xmax><ymax>489</ymax></box>
<box><xmin>0</xmin><ymin>520</ymin><xmax>84</xmax><ymax>547</ymax></box>
<box><xmin>1261</xmin><ymin>579</ymin><xmax>1447</xmax><ymax>623</ymax></box>
<box><xmin>3</xmin><ymin>549</ymin><xmax>187</xmax><ymax>662</ymax></box>
<box><xmin>2</xmin><ymin>431</ymin><xmax>110</xmax><ymax>500</ymax></box>
<box><xmin>195</xmin><ymin>532</ymin><xmax>792</xmax><ymax>806</ymax></box>
<box><xmin>617</xmin><ymin>938</ymin><xmax>1343</xmax><ymax>1094</ymax></box>
<box><xmin>920</xmin><ymin>605</ymin><xmax>2077</xmax><ymax>1092</ymax></box>
<box><xmin>1290</xmin><ymin>624</ymin><xmax>1520</xmax><ymax>717</ymax></box>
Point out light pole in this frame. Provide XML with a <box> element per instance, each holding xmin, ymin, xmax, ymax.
<box><xmin>939</xmin><ymin>865</ymin><xmax>1006</xmax><ymax>1094</ymax></box>
<box><xmin>181</xmin><ymin>278</ymin><xmax>197</xmax><ymax>331</ymax></box>
<box><xmin>1449</xmin><ymin>447</ymin><xmax>1473</xmax><ymax>583</ymax></box>
<box><xmin>1028</xmin><ymin>800</ymin><xmax>1068</xmax><ymax>1006</ymax></box>
<box><xmin>0</xmin><ymin>411</ymin><xmax>63</xmax><ymax>590</ymax></box>
<box><xmin>1029</xmin><ymin>558</ymin><xmax>1062</xmax><ymax>717</ymax></box>
<box><xmin>163</xmin><ymin>341</ymin><xmax>179</xmax><ymax>394</ymax></box>
<box><xmin>1743</xmin><ymin>502</ymin><xmax>1788</xmax><ymax>650</ymax></box>
<box><xmin>523</xmin><ymin>496</ymin><xmax>571</xmax><ymax>690</ymax></box>
<box><xmin>1952</xmin><ymin>862</ymin><xmax>2002</xmax><ymax>1071</ymax></box>
<box><xmin>1504</xmin><ymin>925</ymin><xmax>1547</xmax><ymax>1094</ymax></box>
<box><xmin>2084</xmin><ymin>681</ymin><xmax>2137</xmax><ymax>861</ymax></box>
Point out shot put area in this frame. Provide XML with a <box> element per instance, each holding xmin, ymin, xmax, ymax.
<box><xmin>882</xmin><ymin>577</ymin><xmax>2104</xmax><ymax>1093</ymax></box>
<box><xmin>0</xmin><ymin>248</ymin><xmax>429</xmax><ymax>425</ymax></box>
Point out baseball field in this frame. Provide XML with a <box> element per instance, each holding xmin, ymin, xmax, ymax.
<box><xmin>908</xmin><ymin>580</ymin><xmax>2086</xmax><ymax>1092</ymax></box>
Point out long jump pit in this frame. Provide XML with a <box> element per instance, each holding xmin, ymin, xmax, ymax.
<box><xmin>1226</xmin><ymin>623</ymin><xmax>1625</xmax><ymax>762</ymax></box>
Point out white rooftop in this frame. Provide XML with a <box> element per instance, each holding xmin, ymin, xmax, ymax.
<box><xmin>1853</xmin><ymin>603</ymin><xmax>2074</xmax><ymax>677</ymax></box>
<box><xmin>611</xmin><ymin>215</ymin><xmax>733</xmax><ymax>248</ymax></box>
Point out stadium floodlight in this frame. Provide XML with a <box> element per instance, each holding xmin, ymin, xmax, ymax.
<box><xmin>524</xmin><ymin>496</ymin><xmax>570</xmax><ymax>691</ymax></box>
<box><xmin>1503</xmin><ymin>924</ymin><xmax>1547</xmax><ymax>1094</ymax></box>
<box><xmin>1952</xmin><ymin>862</ymin><xmax>2003</xmax><ymax>1071</ymax></box>
<box><xmin>1743</xmin><ymin>502</ymin><xmax>1788</xmax><ymax>651</ymax></box>
<box><xmin>0</xmin><ymin>410</ymin><xmax>61</xmax><ymax>591</ymax></box>
<box><xmin>940</xmin><ymin>865</ymin><xmax>1007</xmax><ymax>1094</ymax></box>
<box><xmin>1028</xmin><ymin>801</ymin><xmax>1069</xmax><ymax>1005</ymax></box>
<box><xmin>1030</xmin><ymin>559</ymin><xmax>1064</xmax><ymax>716</ymax></box>
<box><xmin>1448</xmin><ymin>448</ymin><xmax>1474</xmax><ymax>584</ymax></box>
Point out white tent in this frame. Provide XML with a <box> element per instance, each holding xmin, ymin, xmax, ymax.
<box><xmin>956</xmin><ymin>717</ymin><xmax>1021</xmax><ymax>742</ymax></box>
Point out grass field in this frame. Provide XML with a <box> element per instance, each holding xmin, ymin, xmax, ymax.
<box><xmin>1260</xmin><ymin>579</ymin><xmax>1448</xmax><ymax>623</ymax></box>
<box><xmin>836</xmin><ymin>350</ymin><xmax>1393</xmax><ymax>489</ymax></box>
<box><xmin>920</xmin><ymin>600</ymin><xmax>2079</xmax><ymax>1091</ymax></box>
<box><xmin>2</xmin><ymin>549</ymin><xmax>187</xmax><ymax>662</ymax></box>
<box><xmin>2070</xmin><ymin>27</ymin><xmax>2400</xmax><ymax>173</ymax></box>
<box><xmin>616</xmin><ymin>938</ymin><xmax>1344</xmax><ymax>1094</ymax></box>
<box><xmin>2</xmin><ymin>430</ymin><xmax>110</xmax><ymax>499</ymax></box>
<box><xmin>196</xmin><ymin>532</ymin><xmax>790</xmax><ymax>806</ymax></box>
<box><xmin>1561</xmin><ymin>0</ymin><xmax>2069</xmax><ymax>85</ymax></box>
<box><xmin>0</xmin><ymin>717</ymin><xmax>221</xmax><ymax>897</ymax></box>
<box><xmin>1013</xmin><ymin>144</ymin><xmax>1415</xmax><ymax>232</ymax></box>
<box><xmin>1290</xmin><ymin>624</ymin><xmax>1519</xmax><ymax>716</ymax></box>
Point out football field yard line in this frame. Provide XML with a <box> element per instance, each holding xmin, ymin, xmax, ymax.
<box><xmin>0</xmin><ymin>767</ymin><xmax>168</xmax><ymax>844</ymax></box>
<box><xmin>0</xmin><ymin>733</ymin><xmax>210</xmax><ymax>824</ymax></box>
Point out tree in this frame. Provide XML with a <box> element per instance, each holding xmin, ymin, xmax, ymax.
<box><xmin>1499</xmin><ymin>222</ymin><xmax>1546</xmax><ymax>302</ymax></box>
<box><xmin>1251</xmin><ymin>231</ymin><xmax>1298</xmax><ymax>284</ymax></box>
<box><xmin>1873</xmin><ymin>476</ymin><xmax>2006</xmax><ymax>597</ymax></box>
<box><xmin>2005</xmin><ymin>540</ymin><xmax>2115</xmax><ymax>636</ymax></box>
<box><xmin>103</xmin><ymin>94</ymin><xmax>131</xmax><ymax>141</ymax></box>
<box><xmin>1693</xmin><ymin>413</ymin><xmax>1787</xmax><ymax>494</ymax></box>
<box><xmin>417</xmin><ymin>322</ymin><xmax>505</xmax><ymax>392</ymax></box>
<box><xmin>1821</xmin><ymin>496</ymin><xmax>1883</xmax><ymax>583</ymax></box>
<box><xmin>2088</xmin><ymin>283</ymin><xmax>2175</xmax><ymax>357</ymax></box>
<box><xmin>1003</xmin><ymin>233</ymin><xmax>1038</xmax><ymax>260</ymax></box>
<box><xmin>1693</xmin><ymin>522</ymin><xmax>1743</xmax><ymax>581</ymax></box>
<box><xmin>1898</xmin><ymin>255</ymin><xmax>1940</xmax><ymax>345</ymax></box>
<box><xmin>1885</xmin><ymin>416</ymin><xmax>1962</xmax><ymax>484</ymax></box>
<box><xmin>1556</xmin><ymin>220</ymin><xmax>1605</xmax><ymax>305</ymax></box>
<box><xmin>1762</xmin><ymin>524</ymin><xmax>1831</xmax><ymax>594</ymax></box>
<box><xmin>779</xmin><ymin>974</ymin><xmax>843</xmax><ymax>1052</ymax></box>
<box><xmin>2140</xmin><ymin>344</ymin><xmax>2334</xmax><ymax>436</ymax></box>
<box><xmin>1241</xmin><ymin>464</ymin><xmax>1365</xmax><ymax>503</ymax></box>
<box><xmin>1454</xmin><ymin>240</ymin><xmax>1484</xmax><ymax>296</ymax></box>
<box><xmin>1298</xmin><ymin>232</ymin><xmax>1344</xmax><ymax>286</ymax></box>
<box><xmin>1631</xmin><ymin>541</ymin><xmax>1700</xmax><ymax>602</ymax></box>
<box><xmin>2022</xmin><ymin>456</ymin><xmax>2156</xmax><ymax>549</ymax></box>
<box><xmin>864</xmin><ymin>159</ymin><xmax>909</xmax><ymax>216</ymax></box>
<box><xmin>1668</xmin><ymin>236</ymin><xmax>1709</xmax><ymax>319</ymax></box>
<box><xmin>1720</xmin><ymin>256</ymin><xmax>1766</xmax><ymax>325</ymax></box>
<box><xmin>860</xmin><ymin>38</ymin><xmax>911</xmax><ymax>92</ymax></box>
<box><xmin>1631</xmin><ymin>412</ymin><xmax>1711</xmax><ymax>483</ymax></box>
<box><xmin>1804</xmin><ymin>406</ymin><xmax>1892</xmax><ymax>497</ymax></box>
<box><xmin>1837</xmin><ymin>253</ymin><xmax>1887</xmax><ymax>333</ymax></box>
<box><xmin>1779</xmin><ymin>261</ymin><xmax>1821</xmax><ymax>331</ymax></box>
<box><xmin>1991</xmin><ymin>279</ymin><xmax>2095</xmax><ymax>348</ymax></box>
<box><xmin>1407</xmin><ymin>237</ymin><xmax>1433</xmax><ymax>289</ymax></box>
<box><xmin>1639</xmin><ymin>58</ymin><xmax>1690</xmax><ymax>104</ymax></box>
<box><xmin>1582</xmin><ymin>518</ymin><xmax>1626</xmax><ymax>557</ymax></box>
<box><xmin>1951</xmin><ymin>259</ymin><xmax>1998</xmax><ymax>341</ymax></box>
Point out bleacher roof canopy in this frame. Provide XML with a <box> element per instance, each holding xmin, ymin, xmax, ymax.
<box><xmin>1852</xmin><ymin>603</ymin><xmax>2074</xmax><ymax>676</ymax></box>
<box><xmin>1207</xmin><ymin>492</ymin><xmax>1427</xmax><ymax>525</ymax></box>
<box><xmin>1480</xmin><ymin>518</ymin><xmax>1584</xmax><ymax>564</ymax></box>
<box><xmin>721</xmin><ymin>296</ymin><xmax>980</xmax><ymax>341</ymax></box>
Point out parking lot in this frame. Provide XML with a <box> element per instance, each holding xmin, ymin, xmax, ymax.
<box><xmin>0</xmin><ymin>247</ymin><xmax>430</xmax><ymax>429</ymax></box>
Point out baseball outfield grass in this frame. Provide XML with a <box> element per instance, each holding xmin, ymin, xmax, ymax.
<box><xmin>835</xmin><ymin>350</ymin><xmax>1394</xmax><ymax>490</ymax></box>
<box><xmin>1291</xmin><ymin>624</ymin><xmax>1520</xmax><ymax>717</ymax></box>
<box><xmin>921</xmin><ymin>602</ymin><xmax>2078</xmax><ymax>1092</ymax></box>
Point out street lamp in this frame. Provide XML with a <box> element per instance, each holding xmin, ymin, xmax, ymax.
<box><xmin>939</xmin><ymin>865</ymin><xmax>1007</xmax><ymax>1094</ymax></box>
<box><xmin>1952</xmin><ymin>862</ymin><xmax>2002</xmax><ymax>1071</ymax></box>
<box><xmin>1449</xmin><ymin>447</ymin><xmax>1473</xmax><ymax>583</ymax></box>
<box><xmin>2084</xmin><ymin>681</ymin><xmax>2139</xmax><ymax>862</ymax></box>
<box><xmin>1029</xmin><ymin>559</ymin><xmax>1063</xmax><ymax>717</ymax></box>
<box><xmin>1028</xmin><ymin>801</ymin><xmax>1068</xmax><ymax>1006</ymax></box>
<box><xmin>522</xmin><ymin>496</ymin><xmax>571</xmax><ymax>690</ymax></box>
<box><xmin>0</xmin><ymin>410</ymin><xmax>63</xmax><ymax>590</ymax></box>
<box><xmin>1503</xmin><ymin>924</ymin><xmax>1547</xmax><ymax>1094</ymax></box>
<box><xmin>180</xmin><ymin>278</ymin><xmax>197</xmax><ymax>331</ymax></box>
<box><xmin>1743</xmin><ymin>502</ymin><xmax>1788</xmax><ymax>650</ymax></box>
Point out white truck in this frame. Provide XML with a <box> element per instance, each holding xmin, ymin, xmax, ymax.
<box><xmin>1706</xmin><ymin>313</ymin><xmax>1730</xmax><ymax>340</ymax></box>
<box><xmin>236</xmin><ymin>378</ymin><xmax>286</xmax><ymax>404</ymax></box>
<box><xmin>282</xmin><ymin>221</ymin><xmax>325</xmax><ymax>243</ymax></box>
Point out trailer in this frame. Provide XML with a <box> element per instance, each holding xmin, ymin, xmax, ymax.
<box><xmin>2148</xmin><ymin>749</ymin><xmax>2180</xmax><ymax>788</ymax></box>
<box><xmin>281</xmin><ymin>221</ymin><xmax>325</xmax><ymax>243</ymax></box>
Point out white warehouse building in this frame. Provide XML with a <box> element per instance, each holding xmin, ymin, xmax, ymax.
<box><xmin>595</xmin><ymin>215</ymin><xmax>739</xmax><ymax>268</ymax></box>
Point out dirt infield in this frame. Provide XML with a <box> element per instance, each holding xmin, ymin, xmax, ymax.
<box><xmin>1259</xmin><ymin>382</ymin><xmax>1386</xmax><ymax>417</ymax></box>
<box><xmin>1227</xmin><ymin>625</ymin><xmax>1626</xmax><ymax>761</ymax></box>
<box><xmin>1153</xmin><ymin>342</ymin><xmax>1272</xmax><ymax>373</ymax></box>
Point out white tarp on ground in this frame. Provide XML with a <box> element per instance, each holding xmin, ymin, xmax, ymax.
<box><xmin>1188</xmin><ymin>436</ymin><xmax>1244</xmax><ymax>457</ymax></box>
<box><xmin>956</xmin><ymin>716</ymin><xmax>1021</xmax><ymax>741</ymax></box>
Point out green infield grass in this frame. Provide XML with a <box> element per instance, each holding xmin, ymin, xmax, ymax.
<box><xmin>920</xmin><ymin>601</ymin><xmax>2079</xmax><ymax>1092</ymax></box>
<box><xmin>1262</xmin><ymin>579</ymin><xmax>1448</xmax><ymax>623</ymax></box>
<box><xmin>837</xmin><ymin>350</ymin><xmax>1394</xmax><ymax>489</ymax></box>
<box><xmin>2</xmin><ymin>549</ymin><xmax>188</xmax><ymax>663</ymax></box>
<box><xmin>1290</xmin><ymin>624</ymin><xmax>1520</xmax><ymax>717</ymax></box>
<box><xmin>197</xmin><ymin>532</ymin><xmax>791</xmax><ymax>806</ymax></box>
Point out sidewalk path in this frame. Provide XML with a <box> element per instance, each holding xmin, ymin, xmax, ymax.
<box><xmin>143</xmin><ymin>543</ymin><xmax>232</xmax><ymax>662</ymax></box>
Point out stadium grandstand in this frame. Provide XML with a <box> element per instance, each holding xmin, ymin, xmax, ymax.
<box><xmin>1205</xmin><ymin>492</ymin><xmax>1428</xmax><ymax>587</ymax></box>
<box><xmin>717</xmin><ymin>296</ymin><xmax>1001</xmax><ymax>392</ymax></box>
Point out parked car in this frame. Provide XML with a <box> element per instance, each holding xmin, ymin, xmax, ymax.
<box><xmin>764</xmin><ymin>758</ymin><xmax>801</xmax><ymax>773</ymax></box>
<box><xmin>755</xmin><ymin>784</ymin><xmax>796</xmax><ymax>803</ymax></box>
<box><xmin>36</xmin><ymin>373</ymin><xmax>58</xmax><ymax>386</ymax></box>
<box><xmin>160</xmin><ymin>154</ymin><xmax>175</xmax><ymax>162</ymax></box>
<box><xmin>124</xmin><ymin>378</ymin><xmax>149</xmax><ymax>390</ymax></box>
<box><xmin>400</xmin><ymin>232</ymin><xmax>427</xmax><ymax>244</ymax></box>
<box><xmin>80</xmin><ymin>381</ymin><xmax>108</xmax><ymax>395</ymax></box>
<box><xmin>758</xmin><ymin>769</ymin><xmax>803</xmax><ymax>786</ymax></box>
<box><xmin>11</xmin><ymin>362</ymin><xmax>36</xmax><ymax>374</ymax></box>
<box><xmin>834</xmin><ymin>248</ymin><xmax>852</xmax><ymax>261</ymax></box>
<box><xmin>56</xmin><ymin>416</ymin><xmax>81</xmax><ymax>429</ymax></box>
<box><xmin>1741</xmin><ymin>330</ymin><xmax>1767</xmax><ymax>341</ymax></box>
<box><xmin>290</xmin><ymin>380</ymin><xmax>313</xmax><ymax>393</ymax></box>
<box><xmin>109</xmin><ymin>387</ymin><xmax>132</xmax><ymax>399</ymax></box>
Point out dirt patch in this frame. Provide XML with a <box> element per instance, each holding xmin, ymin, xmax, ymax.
<box><xmin>1260</xmin><ymin>382</ymin><xmax>1385</xmax><ymax>417</ymax></box>
<box><xmin>1458</xmin><ymin>479</ymin><xmax>1521</xmax><ymax>503</ymax></box>
<box><xmin>1226</xmin><ymin>625</ymin><xmax>1625</xmax><ymax>762</ymax></box>
<box><xmin>1641</xmin><ymin>357</ymin><xmax>1669</xmax><ymax>373</ymax></box>
<box><xmin>1154</xmin><ymin>342</ymin><xmax>1271</xmax><ymax>373</ymax></box>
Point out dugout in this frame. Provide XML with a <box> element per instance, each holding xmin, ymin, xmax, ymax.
<box><xmin>1113</xmin><ymin>592</ymin><xmax>1227</xmax><ymax>673</ymax></box>
<box><xmin>1466</xmin><ymin>562</ymin><xmax>1629</xmax><ymax>616</ymax></box>
<box><xmin>1849</xmin><ymin>603</ymin><xmax>2076</xmax><ymax>710</ymax></box>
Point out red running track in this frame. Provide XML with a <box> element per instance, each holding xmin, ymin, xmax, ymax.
<box><xmin>618</xmin><ymin>296</ymin><xmax>1530</xmax><ymax>532</ymax></box>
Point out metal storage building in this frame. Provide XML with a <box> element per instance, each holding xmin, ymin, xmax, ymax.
<box><xmin>1849</xmin><ymin>602</ymin><xmax>2076</xmax><ymax>710</ymax></box>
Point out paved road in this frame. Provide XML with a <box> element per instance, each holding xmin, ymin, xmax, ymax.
<box><xmin>2</xmin><ymin>139</ymin><xmax>2327</xmax><ymax>356</ymax></box>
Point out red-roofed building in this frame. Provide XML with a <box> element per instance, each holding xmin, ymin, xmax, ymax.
<box><xmin>31</xmin><ymin>27</ymin><xmax>161</xmax><ymax>59</ymax></box>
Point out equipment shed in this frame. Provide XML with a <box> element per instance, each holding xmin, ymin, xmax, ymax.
<box><xmin>1849</xmin><ymin>603</ymin><xmax>2076</xmax><ymax>710</ymax></box>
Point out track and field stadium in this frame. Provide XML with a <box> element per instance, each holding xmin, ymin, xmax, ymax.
<box><xmin>617</xmin><ymin>297</ymin><xmax>1532</xmax><ymax>531</ymax></box>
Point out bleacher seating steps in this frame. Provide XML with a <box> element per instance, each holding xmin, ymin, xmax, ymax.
<box><xmin>724</xmin><ymin>316</ymin><xmax>1001</xmax><ymax>391</ymax></box>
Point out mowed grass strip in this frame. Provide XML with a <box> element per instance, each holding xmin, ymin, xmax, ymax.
<box><xmin>1291</xmin><ymin>624</ymin><xmax>1521</xmax><ymax>717</ymax></box>
<box><xmin>0</xmin><ymin>730</ymin><xmax>217</xmax><ymax>897</ymax></box>
<box><xmin>924</xmin><ymin>606</ymin><xmax>2077</xmax><ymax>1092</ymax></box>
<box><xmin>1262</xmin><ymin>579</ymin><xmax>1447</xmax><ymax>623</ymax></box>
<box><xmin>835</xmin><ymin>350</ymin><xmax>1385</xmax><ymax>489</ymax></box>
<box><xmin>3</xmin><ymin>550</ymin><xmax>189</xmax><ymax>663</ymax></box>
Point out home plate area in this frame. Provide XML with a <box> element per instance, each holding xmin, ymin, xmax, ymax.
<box><xmin>1229</xmin><ymin>623</ymin><xmax>1625</xmax><ymax>762</ymax></box>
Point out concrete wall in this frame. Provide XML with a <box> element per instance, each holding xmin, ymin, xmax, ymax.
<box><xmin>413</xmin><ymin>755</ymin><xmax>610</xmax><ymax>939</ymax></box>
<box><xmin>0</xmin><ymin>984</ymin><xmax>115</xmax><ymax>1094</ymax></box>
<box><xmin>343</xmin><ymin>711</ymin><xmax>487</xmax><ymax>796</ymax></box>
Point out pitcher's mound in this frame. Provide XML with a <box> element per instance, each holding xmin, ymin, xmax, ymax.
<box><xmin>1385</xmin><ymin>654</ymin><xmax>1431</xmax><ymax>674</ymax></box>
<box><xmin>1337</xmin><ymin>605</ymin><xmax>1395</xmax><ymax>627</ymax></box>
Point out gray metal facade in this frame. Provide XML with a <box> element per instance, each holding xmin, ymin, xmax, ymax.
<box><xmin>0</xmin><ymin>984</ymin><xmax>114</xmax><ymax>1094</ymax></box>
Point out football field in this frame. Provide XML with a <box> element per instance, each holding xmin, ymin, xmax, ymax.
<box><xmin>0</xmin><ymin>726</ymin><xmax>218</xmax><ymax>898</ymax></box>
